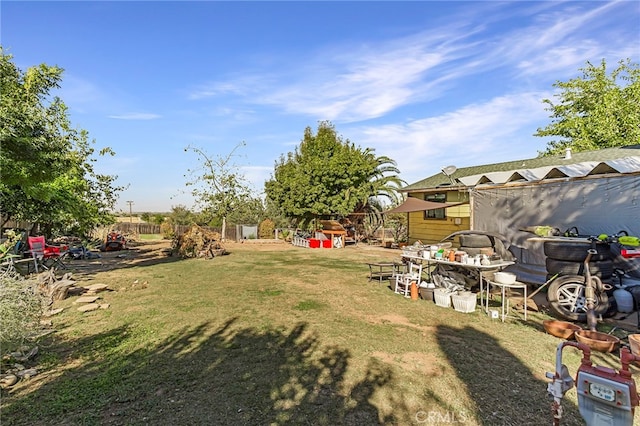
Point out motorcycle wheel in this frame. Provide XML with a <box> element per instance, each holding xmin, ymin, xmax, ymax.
<box><xmin>547</xmin><ymin>275</ymin><xmax>610</xmax><ymax>322</ymax></box>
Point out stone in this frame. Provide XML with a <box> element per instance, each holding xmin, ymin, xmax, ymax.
<box><xmin>77</xmin><ymin>303</ymin><xmax>100</xmax><ymax>312</ymax></box>
<box><xmin>0</xmin><ymin>374</ymin><xmax>18</xmax><ymax>389</ymax></box>
<box><xmin>99</xmin><ymin>303</ymin><xmax>110</xmax><ymax>309</ymax></box>
<box><xmin>16</xmin><ymin>368</ymin><xmax>38</xmax><ymax>379</ymax></box>
<box><xmin>84</xmin><ymin>283</ymin><xmax>109</xmax><ymax>292</ymax></box>
<box><xmin>73</xmin><ymin>296</ymin><xmax>100</xmax><ymax>304</ymax></box>
<box><xmin>43</xmin><ymin>308</ymin><xmax>64</xmax><ymax>317</ymax></box>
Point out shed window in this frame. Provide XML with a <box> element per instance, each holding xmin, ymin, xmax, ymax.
<box><xmin>424</xmin><ymin>193</ymin><xmax>446</xmax><ymax>220</ymax></box>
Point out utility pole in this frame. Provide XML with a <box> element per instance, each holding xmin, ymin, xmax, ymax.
<box><xmin>126</xmin><ymin>201</ymin><xmax>134</xmax><ymax>223</ymax></box>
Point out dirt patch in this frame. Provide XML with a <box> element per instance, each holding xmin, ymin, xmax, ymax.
<box><xmin>68</xmin><ymin>240</ymin><xmax>175</xmax><ymax>277</ymax></box>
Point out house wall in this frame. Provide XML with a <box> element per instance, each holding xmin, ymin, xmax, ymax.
<box><xmin>407</xmin><ymin>190</ymin><xmax>471</xmax><ymax>244</ymax></box>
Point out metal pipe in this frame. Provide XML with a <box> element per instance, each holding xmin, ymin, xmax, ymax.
<box><xmin>584</xmin><ymin>248</ymin><xmax>598</xmax><ymax>331</ymax></box>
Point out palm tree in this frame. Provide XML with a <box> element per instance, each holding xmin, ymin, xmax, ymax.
<box><xmin>349</xmin><ymin>150</ymin><xmax>405</xmax><ymax>240</ymax></box>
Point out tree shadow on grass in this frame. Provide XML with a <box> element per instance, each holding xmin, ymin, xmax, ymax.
<box><xmin>2</xmin><ymin>319</ymin><xmax>402</xmax><ymax>425</ymax></box>
<box><xmin>435</xmin><ymin>325</ymin><xmax>584</xmax><ymax>426</ymax></box>
<box><xmin>67</xmin><ymin>246</ymin><xmax>183</xmax><ymax>280</ymax></box>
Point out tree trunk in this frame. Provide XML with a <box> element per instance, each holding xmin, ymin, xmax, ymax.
<box><xmin>221</xmin><ymin>216</ymin><xmax>227</xmax><ymax>241</ymax></box>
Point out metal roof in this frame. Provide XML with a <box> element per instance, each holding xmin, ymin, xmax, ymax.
<box><xmin>401</xmin><ymin>144</ymin><xmax>640</xmax><ymax>192</ymax></box>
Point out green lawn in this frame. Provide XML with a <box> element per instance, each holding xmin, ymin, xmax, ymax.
<box><xmin>1</xmin><ymin>242</ymin><xmax>632</xmax><ymax>425</ymax></box>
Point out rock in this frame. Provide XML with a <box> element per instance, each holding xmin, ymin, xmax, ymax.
<box><xmin>0</xmin><ymin>374</ymin><xmax>19</xmax><ymax>389</ymax></box>
<box><xmin>77</xmin><ymin>303</ymin><xmax>100</xmax><ymax>312</ymax></box>
<box><xmin>99</xmin><ymin>303</ymin><xmax>110</xmax><ymax>309</ymax></box>
<box><xmin>43</xmin><ymin>308</ymin><xmax>64</xmax><ymax>317</ymax></box>
<box><xmin>67</xmin><ymin>287</ymin><xmax>86</xmax><ymax>296</ymax></box>
<box><xmin>83</xmin><ymin>283</ymin><xmax>109</xmax><ymax>293</ymax></box>
<box><xmin>16</xmin><ymin>368</ymin><xmax>38</xmax><ymax>379</ymax></box>
<box><xmin>73</xmin><ymin>296</ymin><xmax>100</xmax><ymax>304</ymax></box>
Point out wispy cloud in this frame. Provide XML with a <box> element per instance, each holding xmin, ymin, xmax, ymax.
<box><xmin>188</xmin><ymin>2</ymin><xmax>633</xmax><ymax>127</ymax></box>
<box><xmin>187</xmin><ymin>75</ymin><xmax>273</xmax><ymax>100</ymax></box>
<box><xmin>262</xmin><ymin>47</ymin><xmax>454</xmax><ymax>122</ymax></box>
<box><xmin>108</xmin><ymin>113</ymin><xmax>162</xmax><ymax>120</ymax></box>
<box><xmin>496</xmin><ymin>2</ymin><xmax>632</xmax><ymax>77</ymax></box>
<box><xmin>352</xmin><ymin>91</ymin><xmax>551</xmax><ymax>184</ymax></box>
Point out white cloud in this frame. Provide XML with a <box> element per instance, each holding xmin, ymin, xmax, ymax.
<box><xmin>351</xmin><ymin>91</ymin><xmax>551</xmax><ymax>185</ymax></box>
<box><xmin>187</xmin><ymin>2</ymin><xmax>636</xmax><ymax>125</ymax></box>
<box><xmin>187</xmin><ymin>75</ymin><xmax>273</xmax><ymax>100</ymax></box>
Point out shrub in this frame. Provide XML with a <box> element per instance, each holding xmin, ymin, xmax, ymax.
<box><xmin>258</xmin><ymin>219</ymin><xmax>275</xmax><ymax>239</ymax></box>
<box><xmin>0</xmin><ymin>277</ymin><xmax>45</xmax><ymax>354</ymax></box>
<box><xmin>160</xmin><ymin>222</ymin><xmax>175</xmax><ymax>240</ymax></box>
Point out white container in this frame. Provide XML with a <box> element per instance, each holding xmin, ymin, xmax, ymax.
<box><xmin>434</xmin><ymin>289</ymin><xmax>452</xmax><ymax>308</ymax></box>
<box><xmin>451</xmin><ymin>293</ymin><xmax>478</xmax><ymax>314</ymax></box>
<box><xmin>494</xmin><ymin>272</ymin><xmax>517</xmax><ymax>285</ymax></box>
<box><xmin>451</xmin><ymin>293</ymin><xmax>477</xmax><ymax>313</ymax></box>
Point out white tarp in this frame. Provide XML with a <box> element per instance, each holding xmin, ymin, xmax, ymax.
<box><xmin>457</xmin><ymin>156</ymin><xmax>640</xmax><ymax>187</ymax></box>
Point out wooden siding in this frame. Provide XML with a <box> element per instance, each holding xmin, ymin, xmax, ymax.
<box><xmin>408</xmin><ymin>214</ymin><xmax>470</xmax><ymax>244</ymax></box>
<box><xmin>406</xmin><ymin>190</ymin><xmax>471</xmax><ymax>244</ymax></box>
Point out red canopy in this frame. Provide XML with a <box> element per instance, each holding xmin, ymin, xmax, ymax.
<box><xmin>384</xmin><ymin>197</ymin><xmax>464</xmax><ymax>214</ymax></box>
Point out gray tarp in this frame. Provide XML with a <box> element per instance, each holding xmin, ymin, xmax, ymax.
<box><xmin>471</xmin><ymin>174</ymin><xmax>640</xmax><ymax>284</ymax></box>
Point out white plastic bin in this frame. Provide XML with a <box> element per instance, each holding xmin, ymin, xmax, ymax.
<box><xmin>451</xmin><ymin>292</ymin><xmax>477</xmax><ymax>313</ymax></box>
<box><xmin>434</xmin><ymin>289</ymin><xmax>453</xmax><ymax>308</ymax></box>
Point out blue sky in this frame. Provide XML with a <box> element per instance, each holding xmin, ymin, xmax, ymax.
<box><xmin>3</xmin><ymin>1</ymin><xmax>639</xmax><ymax>212</ymax></box>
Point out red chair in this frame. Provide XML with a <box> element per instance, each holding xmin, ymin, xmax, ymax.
<box><xmin>27</xmin><ymin>236</ymin><xmax>68</xmax><ymax>272</ymax></box>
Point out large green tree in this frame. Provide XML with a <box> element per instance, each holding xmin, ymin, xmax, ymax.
<box><xmin>0</xmin><ymin>49</ymin><xmax>72</xmax><ymax>190</ymax></box>
<box><xmin>264</xmin><ymin>121</ymin><xmax>402</xmax><ymax>227</ymax></box>
<box><xmin>0</xmin><ymin>48</ymin><xmax>122</xmax><ymax>236</ymax></box>
<box><xmin>536</xmin><ymin>58</ymin><xmax>640</xmax><ymax>155</ymax></box>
